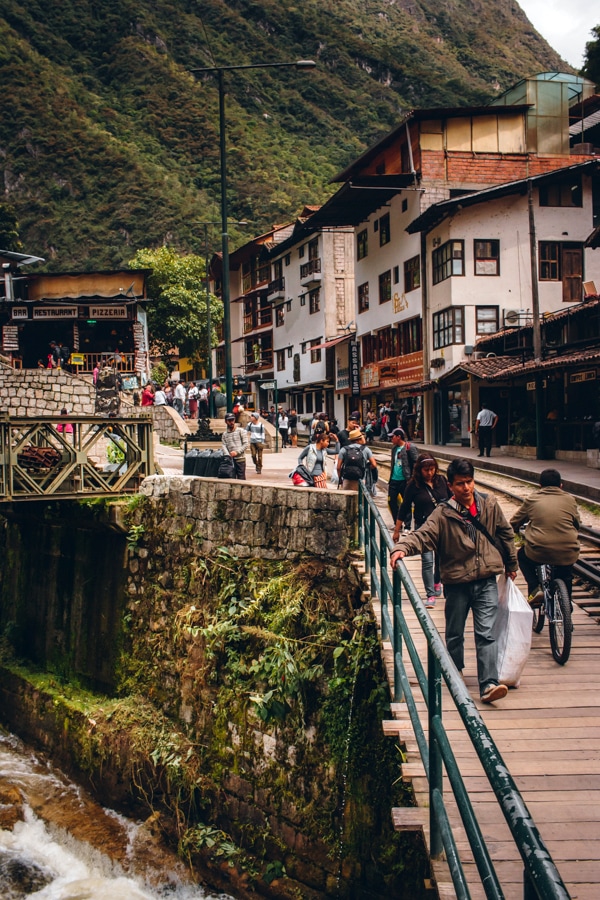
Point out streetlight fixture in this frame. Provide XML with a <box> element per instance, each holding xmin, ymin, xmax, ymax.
<box><xmin>197</xmin><ymin>220</ymin><xmax>247</xmax><ymax>416</ymax></box>
<box><xmin>190</xmin><ymin>59</ymin><xmax>317</xmax><ymax>412</ymax></box>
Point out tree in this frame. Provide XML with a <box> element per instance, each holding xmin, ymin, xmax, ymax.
<box><xmin>581</xmin><ymin>25</ymin><xmax>600</xmax><ymax>89</ymax></box>
<box><xmin>129</xmin><ymin>246</ymin><xmax>222</xmax><ymax>368</ymax></box>
<box><xmin>0</xmin><ymin>204</ymin><xmax>22</xmax><ymax>252</ymax></box>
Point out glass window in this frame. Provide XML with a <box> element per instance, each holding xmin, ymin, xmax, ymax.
<box><xmin>393</xmin><ymin>265</ymin><xmax>399</xmax><ymax>284</ymax></box>
<box><xmin>476</xmin><ymin>306</ymin><xmax>499</xmax><ymax>334</ymax></box>
<box><xmin>379</xmin><ymin>270</ymin><xmax>392</xmax><ymax>304</ymax></box>
<box><xmin>309</xmin><ymin>289</ymin><xmax>320</xmax><ymax>314</ymax></box>
<box><xmin>287</xmin><ymin>346</ymin><xmax>293</xmax><ymax>358</ymax></box>
<box><xmin>284</xmin><ymin>254</ymin><xmax>291</xmax><ymax>266</ymax></box>
<box><xmin>539</xmin><ymin>242</ymin><xmax>560</xmax><ymax>280</ymax></box>
<box><xmin>357</xmin><ymin>229</ymin><xmax>368</xmax><ymax>260</ymax></box>
<box><xmin>404</xmin><ymin>255</ymin><xmax>421</xmax><ymax>292</ymax></box>
<box><xmin>310</xmin><ymin>339</ymin><xmax>322</xmax><ymax>364</ymax></box>
<box><xmin>276</xmin><ymin>349</ymin><xmax>285</xmax><ymax>371</ymax></box>
<box><xmin>300</xmin><ymin>293</ymin><xmax>306</xmax><ymax>306</ymax></box>
<box><xmin>379</xmin><ymin>213</ymin><xmax>390</xmax><ymax>246</ymax></box>
<box><xmin>539</xmin><ymin>177</ymin><xmax>582</xmax><ymax>208</ymax></box>
<box><xmin>432</xmin><ymin>240</ymin><xmax>464</xmax><ymax>284</ymax></box>
<box><xmin>474</xmin><ymin>240</ymin><xmax>500</xmax><ymax>276</ymax></box>
<box><xmin>433</xmin><ymin>307</ymin><xmax>464</xmax><ymax>349</ymax></box>
<box><xmin>358</xmin><ymin>282</ymin><xmax>369</xmax><ymax>313</ymax></box>
<box><xmin>276</xmin><ymin>306</ymin><xmax>284</xmax><ymax>327</ymax></box>
<box><xmin>299</xmin><ymin>245</ymin><xmax>305</xmax><ymax>259</ymax></box>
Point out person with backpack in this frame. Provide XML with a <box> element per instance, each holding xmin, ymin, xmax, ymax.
<box><xmin>246</xmin><ymin>410</ymin><xmax>266</xmax><ymax>474</ymax></box>
<box><xmin>388</xmin><ymin>427</ymin><xmax>419</xmax><ymax>527</ymax></box>
<box><xmin>336</xmin><ymin>428</ymin><xmax>377</xmax><ymax>491</ymax></box>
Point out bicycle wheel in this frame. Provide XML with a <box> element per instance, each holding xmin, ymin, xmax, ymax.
<box><xmin>532</xmin><ymin>603</ymin><xmax>545</xmax><ymax>634</ymax></box>
<box><xmin>549</xmin><ymin>579</ymin><xmax>572</xmax><ymax>665</ymax></box>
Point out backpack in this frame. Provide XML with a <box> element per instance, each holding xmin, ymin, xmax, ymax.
<box><xmin>341</xmin><ymin>445</ymin><xmax>366</xmax><ymax>481</ymax></box>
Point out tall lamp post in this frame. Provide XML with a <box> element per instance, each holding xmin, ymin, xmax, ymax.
<box><xmin>190</xmin><ymin>60</ymin><xmax>316</xmax><ymax>412</ymax></box>
<box><xmin>198</xmin><ymin>220</ymin><xmax>246</xmax><ymax>417</ymax></box>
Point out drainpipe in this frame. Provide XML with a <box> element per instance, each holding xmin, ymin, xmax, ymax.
<box><xmin>527</xmin><ymin>180</ymin><xmax>545</xmax><ymax>459</ymax></box>
<box><xmin>420</xmin><ymin>231</ymin><xmax>431</xmax><ymax>442</ymax></box>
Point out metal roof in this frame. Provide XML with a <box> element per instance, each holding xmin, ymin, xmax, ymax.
<box><xmin>0</xmin><ymin>249</ymin><xmax>45</xmax><ymax>267</ymax></box>
<box><xmin>294</xmin><ymin>176</ymin><xmax>415</xmax><ymax>233</ymax></box>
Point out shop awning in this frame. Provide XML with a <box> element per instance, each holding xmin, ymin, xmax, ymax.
<box><xmin>310</xmin><ymin>334</ymin><xmax>355</xmax><ymax>350</ymax></box>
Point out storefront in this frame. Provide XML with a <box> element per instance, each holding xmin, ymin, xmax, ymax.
<box><xmin>0</xmin><ymin>270</ymin><xmax>150</xmax><ymax>382</ymax></box>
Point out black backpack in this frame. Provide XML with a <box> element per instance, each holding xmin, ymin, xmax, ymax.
<box><xmin>341</xmin><ymin>445</ymin><xmax>366</xmax><ymax>481</ymax></box>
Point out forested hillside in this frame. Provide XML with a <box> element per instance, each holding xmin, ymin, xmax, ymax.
<box><xmin>0</xmin><ymin>0</ymin><xmax>569</xmax><ymax>270</ymax></box>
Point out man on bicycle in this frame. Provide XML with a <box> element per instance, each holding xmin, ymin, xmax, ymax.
<box><xmin>510</xmin><ymin>469</ymin><xmax>580</xmax><ymax>603</ymax></box>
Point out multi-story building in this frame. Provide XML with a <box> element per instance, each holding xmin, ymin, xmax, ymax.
<box><xmin>304</xmin><ymin>71</ymin><xmax>599</xmax><ymax>443</ymax></box>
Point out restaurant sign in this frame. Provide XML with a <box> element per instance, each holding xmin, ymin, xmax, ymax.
<box><xmin>89</xmin><ymin>305</ymin><xmax>128</xmax><ymax>319</ymax></box>
<box><xmin>33</xmin><ymin>307</ymin><xmax>78</xmax><ymax>319</ymax></box>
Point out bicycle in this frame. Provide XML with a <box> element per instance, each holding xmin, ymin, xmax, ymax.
<box><xmin>530</xmin><ymin>564</ymin><xmax>573</xmax><ymax>665</ymax></box>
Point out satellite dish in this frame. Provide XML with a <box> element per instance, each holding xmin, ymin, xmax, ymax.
<box><xmin>504</xmin><ymin>310</ymin><xmax>520</xmax><ymax>325</ymax></box>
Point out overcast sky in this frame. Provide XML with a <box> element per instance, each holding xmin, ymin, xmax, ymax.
<box><xmin>518</xmin><ymin>1</ymin><xmax>597</xmax><ymax>69</ymax></box>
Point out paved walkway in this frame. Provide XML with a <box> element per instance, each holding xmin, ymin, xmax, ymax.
<box><xmin>155</xmin><ymin>434</ymin><xmax>600</xmax><ymax>507</ymax></box>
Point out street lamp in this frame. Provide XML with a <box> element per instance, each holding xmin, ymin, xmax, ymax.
<box><xmin>190</xmin><ymin>59</ymin><xmax>316</xmax><ymax>412</ymax></box>
<box><xmin>197</xmin><ymin>220</ymin><xmax>247</xmax><ymax>417</ymax></box>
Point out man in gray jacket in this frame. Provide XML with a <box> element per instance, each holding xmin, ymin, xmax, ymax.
<box><xmin>222</xmin><ymin>412</ymin><xmax>249</xmax><ymax>480</ymax></box>
<box><xmin>390</xmin><ymin>458</ymin><xmax>517</xmax><ymax>704</ymax></box>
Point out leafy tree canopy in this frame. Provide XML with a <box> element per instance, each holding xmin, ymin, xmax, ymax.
<box><xmin>129</xmin><ymin>246</ymin><xmax>222</xmax><ymax>364</ymax></box>
<box><xmin>0</xmin><ymin>204</ymin><xmax>22</xmax><ymax>252</ymax></box>
<box><xmin>581</xmin><ymin>25</ymin><xmax>600</xmax><ymax>89</ymax></box>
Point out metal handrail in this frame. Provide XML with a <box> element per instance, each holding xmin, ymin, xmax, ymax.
<box><xmin>358</xmin><ymin>486</ymin><xmax>570</xmax><ymax>900</ymax></box>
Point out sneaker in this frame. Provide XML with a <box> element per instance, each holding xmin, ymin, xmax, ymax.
<box><xmin>434</xmin><ymin>583</ymin><xmax>442</xmax><ymax>596</ymax></box>
<box><xmin>528</xmin><ymin>588</ymin><xmax>543</xmax><ymax>606</ymax></box>
<box><xmin>481</xmin><ymin>683</ymin><xmax>508</xmax><ymax>704</ymax></box>
<box><xmin>425</xmin><ymin>596</ymin><xmax>436</xmax><ymax>608</ymax></box>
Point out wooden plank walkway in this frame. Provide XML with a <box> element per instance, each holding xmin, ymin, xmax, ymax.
<box><xmin>372</xmin><ymin>553</ymin><xmax>600</xmax><ymax>900</ymax></box>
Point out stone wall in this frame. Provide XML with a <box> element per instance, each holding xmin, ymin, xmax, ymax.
<box><xmin>0</xmin><ymin>365</ymin><xmax>97</xmax><ymax>415</ymax></box>
<box><xmin>139</xmin><ymin>475</ymin><xmax>358</xmax><ymax>559</ymax></box>
<box><xmin>151</xmin><ymin>405</ymin><xmax>192</xmax><ymax>443</ymax></box>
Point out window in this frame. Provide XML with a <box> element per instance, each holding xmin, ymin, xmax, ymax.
<box><xmin>402</xmin><ymin>198</ymin><xmax>408</xmax><ymax>212</ymax></box>
<box><xmin>301</xmin><ymin>342</ymin><xmax>307</xmax><ymax>354</ymax></box>
<box><xmin>357</xmin><ymin>229</ymin><xmax>368</xmax><ymax>260</ymax></box>
<box><xmin>474</xmin><ymin>240</ymin><xmax>500</xmax><ymax>276</ymax></box>
<box><xmin>404</xmin><ymin>255</ymin><xmax>420</xmax><ymax>292</ymax></box>
<box><xmin>276</xmin><ymin>306</ymin><xmax>284</xmax><ymax>327</ymax></box>
<box><xmin>358</xmin><ymin>282</ymin><xmax>369</xmax><ymax>313</ymax></box>
<box><xmin>310</xmin><ymin>339</ymin><xmax>322</xmax><ymax>363</ymax></box>
<box><xmin>374</xmin><ymin>220</ymin><xmax>379</xmax><ymax>232</ymax></box>
<box><xmin>476</xmin><ymin>306</ymin><xmax>499</xmax><ymax>335</ymax></box>
<box><xmin>398</xmin><ymin>317</ymin><xmax>422</xmax><ymax>355</ymax></box>
<box><xmin>276</xmin><ymin>349</ymin><xmax>286</xmax><ymax>371</ymax></box>
<box><xmin>308</xmin><ymin>237</ymin><xmax>319</xmax><ymax>260</ymax></box>
<box><xmin>286</xmin><ymin>300</ymin><xmax>292</xmax><ymax>311</ymax></box>
<box><xmin>539</xmin><ymin>242</ymin><xmax>560</xmax><ymax>280</ymax></box>
<box><xmin>287</xmin><ymin>346</ymin><xmax>293</xmax><ymax>358</ymax></box>
<box><xmin>539</xmin><ymin>177</ymin><xmax>582</xmax><ymax>208</ymax></box>
<box><xmin>299</xmin><ymin>245</ymin><xmax>305</xmax><ymax>259</ymax></box>
<box><xmin>393</xmin><ymin>265</ymin><xmax>399</xmax><ymax>284</ymax></box>
<box><xmin>432</xmin><ymin>240</ymin><xmax>464</xmax><ymax>284</ymax></box>
<box><xmin>300</xmin><ymin>293</ymin><xmax>306</xmax><ymax>306</ymax></box>
<box><xmin>285</xmin><ymin>254</ymin><xmax>291</xmax><ymax>266</ymax></box>
<box><xmin>309</xmin><ymin>288</ymin><xmax>320</xmax><ymax>314</ymax></box>
<box><xmin>379</xmin><ymin>270</ymin><xmax>392</xmax><ymax>304</ymax></box>
<box><xmin>433</xmin><ymin>307</ymin><xmax>464</xmax><ymax>349</ymax></box>
<box><xmin>379</xmin><ymin>213</ymin><xmax>390</xmax><ymax>246</ymax></box>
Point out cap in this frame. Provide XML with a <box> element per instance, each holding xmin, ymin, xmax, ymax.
<box><xmin>390</xmin><ymin>427</ymin><xmax>406</xmax><ymax>439</ymax></box>
<box><xmin>250</xmin><ymin>411</ymin><xmax>259</xmax><ymax>419</ymax></box>
<box><xmin>348</xmin><ymin>428</ymin><xmax>363</xmax><ymax>441</ymax></box>
<box><xmin>225</xmin><ymin>413</ymin><xmax>235</xmax><ymax>422</ymax></box>
<box><xmin>349</xmin><ymin>412</ymin><xmax>360</xmax><ymax>422</ymax></box>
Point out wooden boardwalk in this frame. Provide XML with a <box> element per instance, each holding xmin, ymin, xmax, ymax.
<box><xmin>372</xmin><ymin>552</ymin><xmax>600</xmax><ymax>900</ymax></box>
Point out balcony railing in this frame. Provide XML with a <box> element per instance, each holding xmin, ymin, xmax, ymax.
<box><xmin>300</xmin><ymin>258</ymin><xmax>321</xmax><ymax>281</ymax></box>
<box><xmin>243</xmin><ymin>309</ymin><xmax>272</xmax><ymax>333</ymax></box>
<box><xmin>267</xmin><ymin>276</ymin><xmax>285</xmax><ymax>298</ymax></box>
<box><xmin>244</xmin><ymin>350</ymin><xmax>273</xmax><ymax>373</ymax></box>
<box><xmin>242</xmin><ymin>266</ymin><xmax>270</xmax><ymax>294</ymax></box>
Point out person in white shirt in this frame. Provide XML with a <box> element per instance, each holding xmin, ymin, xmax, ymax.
<box><xmin>278</xmin><ymin>411</ymin><xmax>289</xmax><ymax>448</ymax></box>
<box><xmin>475</xmin><ymin>403</ymin><xmax>498</xmax><ymax>458</ymax></box>
<box><xmin>154</xmin><ymin>387</ymin><xmax>167</xmax><ymax>406</ymax></box>
<box><xmin>173</xmin><ymin>381</ymin><xmax>186</xmax><ymax>418</ymax></box>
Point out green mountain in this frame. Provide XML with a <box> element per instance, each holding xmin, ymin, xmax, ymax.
<box><xmin>0</xmin><ymin>0</ymin><xmax>569</xmax><ymax>270</ymax></box>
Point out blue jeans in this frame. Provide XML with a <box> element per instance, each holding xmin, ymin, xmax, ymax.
<box><xmin>444</xmin><ymin>577</ymin><xmax>500</xmax><ymax>695</ymax></box>
<box><xmin>421</xmin><ymin>550</ymin><xmax>440</xmax><ymax>598</ymax></box>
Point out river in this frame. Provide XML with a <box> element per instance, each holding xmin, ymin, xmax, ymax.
<box><xmin>0</xmin><ymin>730</ymin><xmax>232</xmax><ymax>899</ymax></box>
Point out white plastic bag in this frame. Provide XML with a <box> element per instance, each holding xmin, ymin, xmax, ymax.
<box><xmin>494</xmin><ymin>575</ymin><xmax>533</xmax><ymax>687</ymax></box>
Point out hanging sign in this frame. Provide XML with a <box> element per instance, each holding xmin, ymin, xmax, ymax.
<box><xmin>349</xmin><ymin>341</ymin><xmax>361</xmax><ymax>396</ymax></box>
<box><xmin>2</xmin><ymin>325</ymin><xmax>19</xmax><ymax>351</ymax></box>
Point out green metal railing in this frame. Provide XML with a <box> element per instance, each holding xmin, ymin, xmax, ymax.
<box><xmin>0</xmin><ymin>415</ymin><xmax>154</xmax><ymax>502</ymax></box>
<box><xmin>358</xmin><ymin>486</ymin><xmax>570</xmax><ymax>900</ymax></box>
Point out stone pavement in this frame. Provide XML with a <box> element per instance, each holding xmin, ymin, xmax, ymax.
<box><xmin>153</xmin><ymin>433</ymin><xmax>600</xmax><ymax>505</ymax></box>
